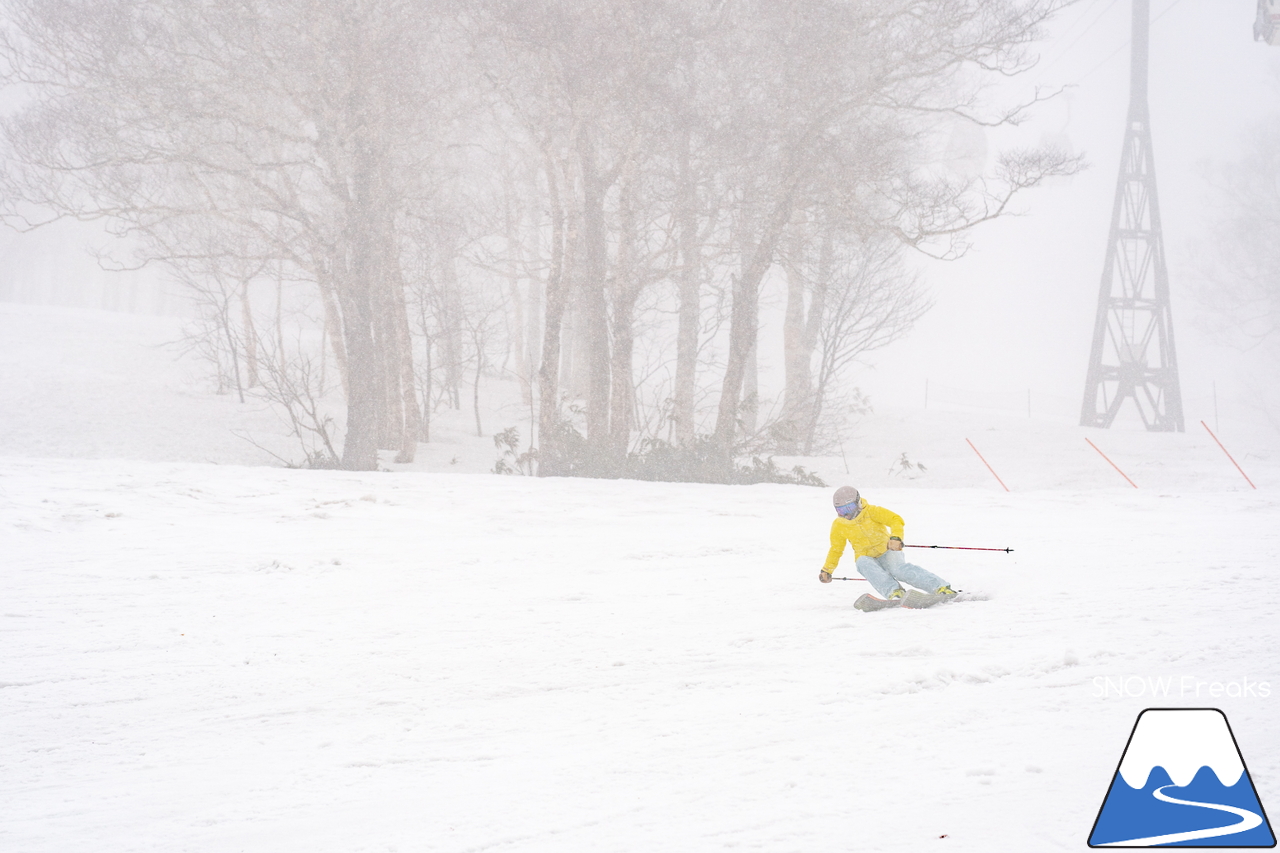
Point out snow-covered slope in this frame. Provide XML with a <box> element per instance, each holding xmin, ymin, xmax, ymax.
<box><xmin>2</xmin><ymin>304</ymin><xmax>1279</xmax><ymax>852</ymax></box>
<box><xmin>0</xmin><ymin>304</ymin><xmax>296</xmax><ymax>466</ymax></box>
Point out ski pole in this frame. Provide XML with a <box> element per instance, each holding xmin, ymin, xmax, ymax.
<box><xmin>832</xmin><ymin>577</ymin><xmax>868</xmax><ymax>581</ymax></box>
<box><xmin>906</xmin><ymin>544</ymin><xmax>1014</xmax><ymax>553</ymax></box>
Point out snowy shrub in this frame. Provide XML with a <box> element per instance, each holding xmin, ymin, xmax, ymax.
<box><xmin>492</xmin><ymin>426</ymin><xmax>536</xmax><ymax>476</ymax></box>
<box><xmin>625</xmin><ymin>436</ymin><xmax>826</xmax><ymax>486</ymax></box>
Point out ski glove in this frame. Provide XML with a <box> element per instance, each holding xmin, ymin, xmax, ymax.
<box><xmin>819</xmin><ymin>570</ymin><xmax>833</xmax><ymax>583</ymax></box>
<box><xmin>886</xmin><ymin>537</ymin><xmax>903</xmax><ymax>551</ymax></box>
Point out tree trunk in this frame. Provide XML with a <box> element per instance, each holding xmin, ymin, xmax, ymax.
<box><xmin>525</xmin><ymin>264</ymin><xmax>543</xmax><ymax>412</ymax></box>
<box><xmin>437</xmin><ymin>231</ymin><xmax>465</xmax><ymax>411</ymax></box>
<box><xmin>337</xmin><ymin>114</ymin><xmax>388</xmax><ymax>471</ymax></box>
<box><xmin>274</xmin><ymin>274</ymin><xmax>285</xmax><ymax>378</ymax></box>
<box><xmin>392</xmin><ymin>260</ymin><xmax>420</xmax><ymax>463</ymax></box>
<box><xmin>576</xmin><ymin>126</ymin><xmax>611</xmax><ymax>453</ymax></box>
<box><xmin>362</xmin><ymin>226</ymin><xmax>394</xmax><ymax>454</ymax></box>
<box><xmin>672</xmin><ymin>125</ymin><xmax>699</xmax><ymax>446</ymax></box>
<box><xmin>240</xmin><ymin>278</ymin><xmax>259</xmax><ymax>388</ymax></box>
<box><xmin>537</xmin><ymin>150</ymin><xmax>570</xmax><ymax>476</ymax></box>
<box><xmin>319</xmin><ymin>273</ymin><xmax>349</xmax><ymax>399</ymax></box>
<box><xmin>337</xmin><ymin>271</ymin><xmax>380</xmax><ymax>470</ymax></box>
<box><xmin>712</xmin><ymin>191</ymin><xmax>796</xmax><ymax>452</ymax></box>
<box><xmin>422</xmin><ymin>315</ymin><xmax>433</xmax><ymax>444</ymax></box>
<box><xmin>799</xmin><ymin>223</ymin><xmax>833</xmax><ymax>454</ymax></box>
<box><xmin>608</xmin><ymin>156</ymin><xmax>641</xmax><ymax>469</ymax></box>
<box><xmin>376</xmin><ymin>288</ymin><xmax>401</xmax><ymax>452</ymax></box>
<box><xmin>507</xmin><ymin>274</ymin><xmax>529</xmax><ymax>404</ymax></box>
<box><xmin>779</xmin><ymin>257</ymin><xmax>809</xmax><ymax>454</ymax></box>
<box><xmin>472</xmin><ymin>330</ymin><xmax>484</xmax><ymax>437</ymax></box>
<box><xmin>502</xmin><ymin>166</ymin><xmax>534</xmax><ymax>408</ymax></box>
<box><xmin>779</xmin><ymin>218</ymin><xmax>830</xmax><ymax>454</ymax></box>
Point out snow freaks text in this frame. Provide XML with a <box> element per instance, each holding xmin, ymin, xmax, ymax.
<box><xmin>1093</xmin><ymin>677</ymin><xmax>1272</xmax><ymax>699</ymax></box>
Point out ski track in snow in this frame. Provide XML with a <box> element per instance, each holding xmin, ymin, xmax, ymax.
<box><xmin>2</xmin><ymin>305</ymin><xmax>1279</xmax><ymax>851</ymax></box>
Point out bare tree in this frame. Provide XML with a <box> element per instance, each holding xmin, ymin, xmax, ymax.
<box><xmin>477</xmin><ymin>1</ymin><xmax>726</xmax><ymax>474</ymax></box>
<box><xmin>807</xmin><ymin>235</ymin><xmax>929</xmax><ymax>453</ymax></box>
<box><xmin>1192</xmin><ymin>118</ymin><xmax>1280</xmax><ymax>343</ymax></box>
<box><xmin>0</xmin><ymin>0</ymin><xmax>455</xmax><ymax>469</ymax></box>
<box><xmin>704</xmin><ymin>0</ymin><xmax>1082</xmax><ymax>459</ymax></box>
<box><xmin>0</xmin><ymin>0</ymin><xmax>1084</xmax><ymax>481</ymax></box>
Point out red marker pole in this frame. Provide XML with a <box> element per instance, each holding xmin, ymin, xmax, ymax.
<box><xmin>1201</xmin><ymin>421</ymin><xmax>1257</xmax><ymax>489</ymax></box>
<box><xmin>965</xmin><ymin>438</ymin><xmax>1010</xmax><ymax>492</ymax></box>
<box><xmin>1085</xmin><ymin>437</ymin><xmax>1138</xmax><ymax>488</ymax></box>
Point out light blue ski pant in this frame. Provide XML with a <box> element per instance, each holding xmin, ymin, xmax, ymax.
<box><xmin>855</xmin><ymin>550</ymin><xmax>948</xmax><ymax>598</ymax></box>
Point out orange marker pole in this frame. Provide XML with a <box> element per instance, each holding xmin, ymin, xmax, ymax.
<box><xmin>1085</xmin><ymin>437</ymin><xmax>1138</xmax><ymax>488</ymax></box>
<box><xmin>965</xmin><ymin>438</ymin><xmax>1010</xmax><ymax>492</ymax></box>
<box><xmin>1201</xmin><ymin>421</ymin><xmax>1257</xmax><ymax>489</ymax></box>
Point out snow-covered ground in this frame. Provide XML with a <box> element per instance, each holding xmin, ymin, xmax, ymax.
<box><xmin>3</xmin><ymin>304</ymin><xmax>1278</xmax><ymax>852</ymax></box>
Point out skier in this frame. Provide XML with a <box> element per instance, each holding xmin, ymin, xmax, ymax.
<box><xmin>818</xmin><ymin>486</ymin><xmax>956</xmax><ymax>602</ymax></box>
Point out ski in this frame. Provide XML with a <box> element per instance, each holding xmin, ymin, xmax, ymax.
<box><xmin>901</xmin><ymin>589</ymin><xmax>959</xmax><ymax>609</ymax></box>
<box><xmin>854</xmin><ymin>593</ymin><xmax>901</xmax><ymax>612</ymax></box>
<box><xmin>855</xmin><ymin>590</ymin><xmax>967</xmax><ymax>612</ymax></box>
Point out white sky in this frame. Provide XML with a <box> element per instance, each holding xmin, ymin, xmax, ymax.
<box><xmin>855</xmin><ymin>0</ymin><xmax>1280</xmax><ymax>430</ymax></box>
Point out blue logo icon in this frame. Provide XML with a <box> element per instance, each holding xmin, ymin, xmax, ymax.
<box><xmin>1089</xmin><ymin>708</ymin><xmax>1275</xmax><ymax>847</ymax></box>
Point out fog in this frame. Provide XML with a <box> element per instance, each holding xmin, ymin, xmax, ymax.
<box><xmin>1</xmin><ymin>0</ymin><xmax>1277</xmax><ymax>474</ymax></box>
<box><xmin>865</xmin><ymin>0</ymin><xmax>1280</xmax><ymax>429</ymax></box>
<box><xmin>4</xmin><ymin>7</ymin><xmax>1279</xmax><ymax>848</ymax></box>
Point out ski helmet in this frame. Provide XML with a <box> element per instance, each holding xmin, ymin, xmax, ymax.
<box><xmin>833</xmin><ymin>486</ymin><xmax>861</xmax><ymax>518</ymax></box>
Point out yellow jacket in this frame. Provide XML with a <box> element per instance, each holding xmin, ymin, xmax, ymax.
<box><xmin>823</xmin><ymin>501</ymin><xmax>905</xmax><ymax>569</ymax></box>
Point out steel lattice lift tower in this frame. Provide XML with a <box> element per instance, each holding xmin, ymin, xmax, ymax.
<box><xmin>1081</xmin><ymin>0</ymin><xmax>1184</xmax><ymax>432</ymax></box>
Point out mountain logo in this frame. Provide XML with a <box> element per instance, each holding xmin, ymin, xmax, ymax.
<box><xmin>1089</xmin><ymin>708</ymin><xmax>1276</xmax><ymax>847</ymax></box>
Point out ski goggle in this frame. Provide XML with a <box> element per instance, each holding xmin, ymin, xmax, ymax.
<box><xmin>835</xmin><ymin>501</ymin><xmax>861</xmax><ymax>519</ymax></box>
